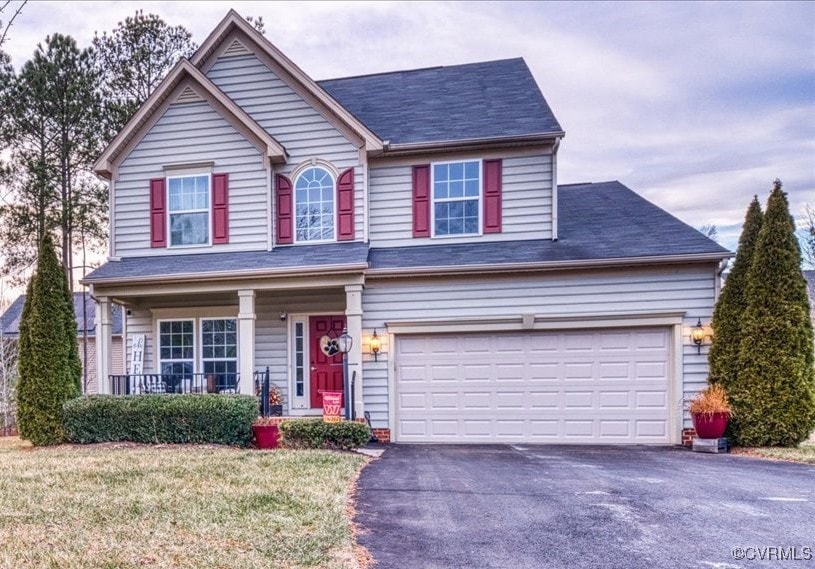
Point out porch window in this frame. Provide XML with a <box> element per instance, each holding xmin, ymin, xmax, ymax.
<box><xmin>294</xmin><ymin>166</ymin><xmax>335</xmax><ymax>242</ymax></box>
<box><xmin>168</xmin><ymin>174</ymin><xmax>210</xmax><ymax>246</ymax></box>
<box><xmin>294</xmin><ymin>321</ymin><xmax>305</xmax><ymax>398</ymax></box>
<box><xmin>201</xmin><ymin>319</ymin><xmax>238</xmax><ymax>392</ymax></box>
<box><xmin>158</xmin><ymin>320</ymin><xmax>194</xmax><ymax>392</ymax></box>
<box><xmin>432</xmin><ymin>160</ymin><xmax>481</xmax><ymax>236</ymax></box>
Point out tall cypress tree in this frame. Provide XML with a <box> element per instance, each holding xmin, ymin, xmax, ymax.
<box><xmin>15</xmin><ymin>234</ymin><xmax>79</xmax><ymax>445</ymax></box>
<box><xmin>734</xmin><ymin>181</ymin><xmax>815</xmax><ymax>446</ymax></box>
<box><xmin>708</xmin><ymin>197</ymin><xmax>763</xmax><ymax>391</ymax></box>
<box><xmin>15</xmin><ymin>278</ymin><xmax>35</xmax><ymax>441</ymax></box>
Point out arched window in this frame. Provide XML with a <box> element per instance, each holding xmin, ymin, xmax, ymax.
<box><xmin>294</xmin><ymin>166</ymin><xmax>335</xmax><ymax>242</ymax></box>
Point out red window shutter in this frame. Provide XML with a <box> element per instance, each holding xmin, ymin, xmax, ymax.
<box><xmin>483</xmin><ymin>159</ymin><xmax>502</xmax><ymax>234</ymax></box>
<box><xmin>275</xmin><ymin>174</ymin><xmax>293</xmax><ymax>244</ymax></box>
<box><xmin>336</xmin><ymin>167</ymin><xmax>355</xmax><ymax>241</ymax></box>
<box><xmin>212</xmin><ymin>173</ymin><xmax>229</xmax><ymax>244</ymax></box>
<box><xmin>149</xmin><ymin>178</ymin><xmax>166</xmax><ymax>248</ymax></box>
<box><xmin>412</xmin><ymin>165</ymin><xmax>431</xmax><ymax>238</ymax></box>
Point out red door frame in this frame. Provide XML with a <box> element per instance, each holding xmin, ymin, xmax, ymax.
<box><xmin>308</xmin><ymin>315</ymin><xmax>347</xmax><ymax>409</ymax></box>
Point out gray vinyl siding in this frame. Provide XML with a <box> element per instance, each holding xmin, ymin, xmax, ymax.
<box><xmin>368</xmin><ymin>153</ymin><xmax>553</xmax><ymax>247</ymax></box>
<box><xmin>361</xmin><ymin>263</ymin><xmax>718</xmax><ymax>428</ymax></box>
<box><xmin>115</xmin><ymin>101</ymin><xmax>269</xmax><ymax>257</ymax></box>
<box><xmin>206</xmin><ymin>53</ymin><xmax>364</xmax><ymax>242</ymax></box>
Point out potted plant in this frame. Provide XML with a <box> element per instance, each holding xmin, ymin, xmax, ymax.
<box><xmin>688</xmin><ymin>383</ymin><xmax>732</xmax><ymax>439</ymax></box>
<box><xmin>252</xmin><ymin>417</ymin><xmax>281</xmax><ymax>449</ymax></box>
<box><xmin>268</xmin><ymin>387</ymin><xmax>283</xmax><ymax>417</ymax></box>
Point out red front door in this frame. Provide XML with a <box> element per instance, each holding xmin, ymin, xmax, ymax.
<box><xmin>309</xmin><ymin>315</ymin><xmax>346</xmax><ymax>409</ymax></box>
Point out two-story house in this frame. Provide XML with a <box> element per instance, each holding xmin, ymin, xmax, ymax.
<box><xmin>84</xmin><ymin>10</ymin><xmax>730</xmax><ymax>445</ymax></box>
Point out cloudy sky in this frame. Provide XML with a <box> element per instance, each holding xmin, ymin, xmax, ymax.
<box><xmin>2</xmin><ymin>0</ymin><xmax>813</xmax><ymax>254</ymax></box>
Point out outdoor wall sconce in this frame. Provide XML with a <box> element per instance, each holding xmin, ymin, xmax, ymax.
<box><xmin>279</xmin><ymin>311</ymin><xmax>287</xmax><ymax>321</ymax></box>
<box><xmin>369</xmin><ymin>329</ymin><xmax>381</xmax><ymax>361</ymax></box>
<box><xmin>691</xmin><ymin>318</ymin><xmax>706</xmax><ymax>354</ymax></box>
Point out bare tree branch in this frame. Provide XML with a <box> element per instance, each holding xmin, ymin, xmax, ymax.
<box><xmin>0</xmin><ymin>0</ymin><xmax>27</xmax><ymax>47</ymax></box>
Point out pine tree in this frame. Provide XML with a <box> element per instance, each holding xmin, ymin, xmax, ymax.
<box><xmin>708</xmin><ymin>197</ymin><xmax>763</xmax><ymax>391</ymax></box>
<box><xmin>15</xmin><ymin>234</ymin><xmax>80</xmax><ymax>445</ymax></box>
<box><xmin>734</xmin><ymin>180</ymin><xmax>815</xmax><ymax>446</ymax></box>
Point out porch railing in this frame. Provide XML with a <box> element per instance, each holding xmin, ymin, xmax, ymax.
<box><xmin>109</xmin><ymin>373</ymin><xmax>240</xmax><ymax>395</ymax></box>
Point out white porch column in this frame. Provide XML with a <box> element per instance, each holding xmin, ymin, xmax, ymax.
<box><xmin>345</xmin><ymin>284</ymin><xmax>364</xmax><ymax>418</ymax></box>
<box><xmin>95</xmin><ymin>296</ymin><xmax>112</xmax><ymax>395</ymax></box>
<box><xmin>237</xmin><ymin>290</ymin><xmax>256</xmax><ymax>395</ymax></box>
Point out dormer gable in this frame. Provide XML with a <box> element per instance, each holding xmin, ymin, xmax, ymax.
<box><xmin>191</xmin><ymin>10</ymin><xmax>383</xmax><ymax>154</ymax></box>
<box><xmin>94</xmin><ymin>59</ymin><xmax>287</xmax><ymax>179</ymax></box>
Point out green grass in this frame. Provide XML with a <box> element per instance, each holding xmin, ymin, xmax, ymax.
<box><xmin>735</xmin><ymin>436</ymin><xmax>815</xmax><ymax>464</ymax></box>
<box><xmin>0</xmin><ymin>437</ymin><xmax>368</xmax><ymax>568</ymax></box>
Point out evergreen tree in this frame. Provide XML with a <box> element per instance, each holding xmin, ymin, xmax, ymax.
<box><xmin>734</xmin><ymin>180</ymin><xmax>815</xmax><ymax>446</ymax></box>
<box><xmin>59</xmin><ymin>268</ymin><xmax>81</xmax><ymax>396</ymax></box>
<box><xmin>708</xmin><ymin>196</ymin><xmax>763</xmax><ymax>391</ymax></box>
<box><xmin>0</xmin><ymin>34</ymin><xmax>107</xmax><ymax>284</ymax></box>
<box><xmin>15</xmin><ymin>278</ymin><xmax>34</xmax><ymax>440</ymax></box>
<box><xmin>93</xmin><ymin>10</ymin><xmax>196</xmax><ymax>137</ymax></box>
<box><xmin>15</xmin><ymin>234</ymin><xmax>79</xmax><ymax>445</ymax></box>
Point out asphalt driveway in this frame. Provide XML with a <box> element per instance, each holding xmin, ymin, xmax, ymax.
<box><xmin>354</xmin><ymin>445</ymin><xmax>815</xmax><ymax>569</ymax></box>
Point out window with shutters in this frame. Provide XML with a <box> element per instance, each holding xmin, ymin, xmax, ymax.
<box><xmin>294</xmin><ymin>166</ymin><xmax>336</xmax><ymax>242</ymax></box>
<box><xmin>432</xmin><ymin>160</ymin><xmax>481</xmax><ymax>237</ymax></box>
<box><xmin>167</xmin><ymin>174</ymin><xmax>210</xmax><ymax>247</ymax></box>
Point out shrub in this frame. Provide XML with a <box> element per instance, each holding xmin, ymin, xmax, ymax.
<box><xmin>63</xmin><ymin>394</ymin><xmax>258</xmax><ymax>446</ymax></box>
<box><xmin>278</xmin><ymin>419</ymin><xmax>371</xmax><ymax>450</ymax></box>
<box><xmin>734</xmin><ymin>181</ymin><xmax>815</xmax><ymax>446</ymax></box>
<box><xmin>17</xmin><ymin>235</ymin><xmax>81</xmax><ymax>446</ymax></box>
<box><xmin>708</xmin><ymin>196</ymin><xmax>763</xmax><ymax>389</ymax></box>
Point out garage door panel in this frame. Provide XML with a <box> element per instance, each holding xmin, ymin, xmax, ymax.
<box><xmin>395</xmin><ymin>327</ymin><xmax>672</xmax><ymax>444</ymax></box>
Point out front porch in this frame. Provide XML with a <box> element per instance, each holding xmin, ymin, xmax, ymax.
<box><xmin>91</xmin><ymin>273</ymin><xmax>366</xmax><ymax>419</ymax></box>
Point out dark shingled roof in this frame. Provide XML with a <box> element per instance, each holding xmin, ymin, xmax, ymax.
<box><xmin>84</xmin><ymin>241</ymin><xmax>369</xmax><ymax>282</ymax></box>
<box><xmin>368</xmin><ymin>181</ymin><xmax>730</xmax><ymax>269</ymax></box>
<box><xmin>318</xmin><ymin>58</ymin><xmax>562</xmax><ymax>146</ymax></box>
<box><xmin>0</xmin><ymin>292</ymin><xmax>123</xmax><ymax>337</ymax></box>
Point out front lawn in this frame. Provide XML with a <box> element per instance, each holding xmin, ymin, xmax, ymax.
<box><xmin>734</xmin><ymin>439</ymin><xmax>815</xmax><ymax>465</ymax></box>
<box><xmin>0</xmin><ymin>437</ymin><xmax>367</xmax><ymax>568</ymax></box>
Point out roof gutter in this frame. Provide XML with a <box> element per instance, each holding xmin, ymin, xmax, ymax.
<box><xmin>366</xmin><ymin>251</ymin><xmax>733</xmax><ymax>279</ymax></box>
<box><xmin>382</xmin><ymin>131</ymin><xmax>565</xmax><ymax>156</ymax></box>
<box><xmin>82</xmin><ymin>262</ymin><xmax>369</xmax><ymax>287</ymax></box>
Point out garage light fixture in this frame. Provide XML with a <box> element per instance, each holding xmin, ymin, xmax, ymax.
<box><xmin>369</xmin><ymin>329</ymin><xmax>381</xmax><ymax>361</ymax></box>
<box><xmin>691</xmin><ymin>319</ymin><xmax>706</xmax><ymax>354</ymax></box>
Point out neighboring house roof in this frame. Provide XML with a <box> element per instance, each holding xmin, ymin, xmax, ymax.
<box><xmin>94</xmin><ymin>59</ymin><xmax>287</xmax><ymax>179</ymax></box>
<box><xmin>83</xmin><ymin>182</ymin><xmax>729</xmax><ymax>284</ymax></box>
<box><xmin>83</xmin><ymin>242</ymin><xmax>370</xmax><ymax>284</ymax></box>
<box><xmin>367</xmin><ymin>181</ymin><xmax>730</xmax><ymax>272</ymax></box>
<box><xmin>319</xmin><ymin>58</ymin><xmax>563</xmax><ymax>147</ymax></box>
<box><xmin>0</xmin><ymin>293</ymin><xmax>123</xmax><ymax>337</ymax></box>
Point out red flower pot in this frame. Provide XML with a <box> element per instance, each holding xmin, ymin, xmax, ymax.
<box><xmin>253</xmin><ymin>425</ymin><xmax>280</xmax><ymax>449</ymax></box>
<box><xmin>692</xmin><ymin>412</ymin><xmax>730</xmax><ymax>439</ymax></box>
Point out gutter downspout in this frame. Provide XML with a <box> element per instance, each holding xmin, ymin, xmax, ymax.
<box><xmin>552</xmin><ymin>137</ymin><xmax>561</xmax><ymax>241</ymax></box>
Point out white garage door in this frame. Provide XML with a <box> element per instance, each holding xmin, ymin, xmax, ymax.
<box><xmin>395</xmin><ymin>328</ymin><xmax>672</xmax><ymax>444</ymax></box>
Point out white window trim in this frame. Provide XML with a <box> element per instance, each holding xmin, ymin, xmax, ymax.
<box><xmin>156</xmin><ymin>318</ymin><xmax>197</xmax><ymax>377</ymax></box>
<box><xmin>200</xmin><ymin>318</ymin><xmax>239</xmax><ymax>383</ymax></box>
<box><xmin>155</xmin><ymin>316</ymin><xmax>239</xmax><ymax>379</ymax></box>
<box><xmin>292</xmin><ymin>166</ymin><xmax>337</xmax><ymax>245</ymax></box>
<box><xmin>166</xmin><ymin>173</ymin><xmax>212</xmax><ymax>249</ymax></box>
<box><xmin>287</xmin><ymin>314</ymin><xmax>311</xmax><ymax>411</ymax></box>
<box><xmin>430</xmin><ymin>158</ymin><xmax>483</xmax><ymax>239</ymax></box>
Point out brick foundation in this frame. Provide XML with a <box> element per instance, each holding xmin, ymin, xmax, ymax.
<box><xmin>681</xmin><ymin>428</ymin><xmax>697</xmax><ymax>447</ymax></box>
<box><xmin>258</xmin><ymin>417</ymin><xmax>390</xmax><ymax>444</ymax></box>
<box><xmin>371</xmin><ymin>428</ymin><xmax>391</xmax><ymax>444</ymax></box>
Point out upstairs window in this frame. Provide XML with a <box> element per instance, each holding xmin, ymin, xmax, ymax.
<box><xmin>432</xmin><ymin>160</ymin><xmax>481</xmax><ymax>236</ymax></box>
<box><xmin>295</xmin><ymin>167</ymin><xmax>335</xmax><ymax>242</ymax></box>
<box><xmin>168</xmin><ymin>174</ymin><xmax>210</xmax><ymax>246</ymax></box>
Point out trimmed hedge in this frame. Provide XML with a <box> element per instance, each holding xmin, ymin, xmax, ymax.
<box><xmin>63</xmin><ymin>394</ymin><xmax>258</xmax><ymax>446</ymax></box>
<box><xmin>278</xmin><ymin>419</ymin><xmax>371</xmax><ymax>450</ymax></box>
